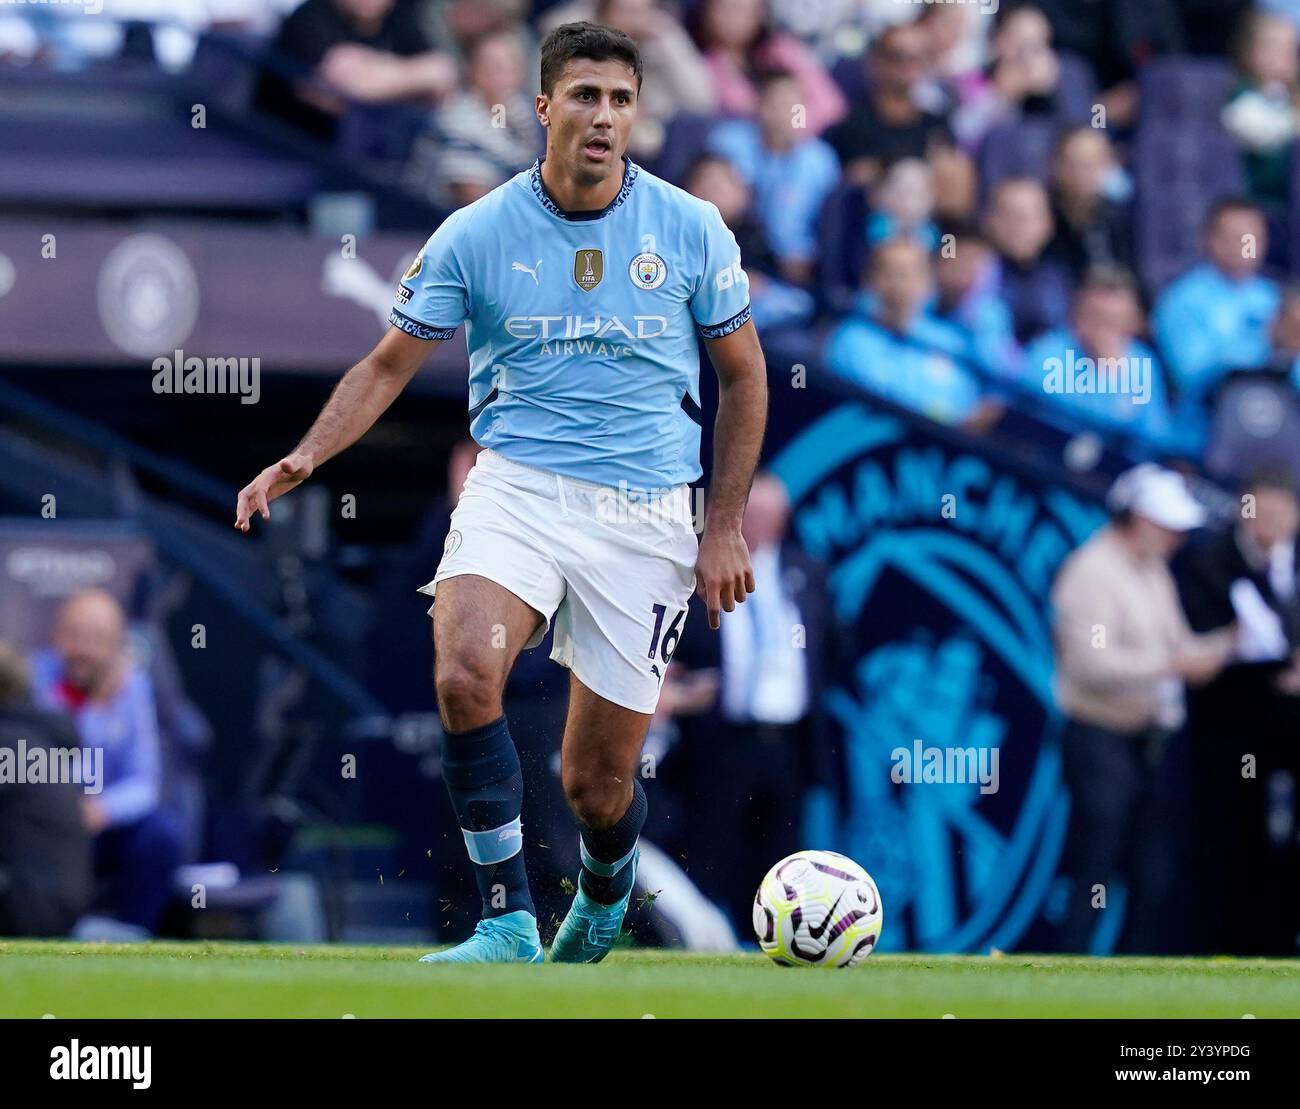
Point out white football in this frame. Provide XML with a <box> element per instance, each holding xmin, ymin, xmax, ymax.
<box><xmin>752</xmin><ymin>850</ymin><xmax>884</xmax><ymax>967</ymax></box>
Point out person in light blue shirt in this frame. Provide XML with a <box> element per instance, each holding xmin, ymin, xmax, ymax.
<box><xmin>933</xmin><ymin>223</ymin><xmax>1022</xmax><ymax>381</ymax></box>
<box><xmin>30</xmin><ymin>590</ymin><xmax>181</xmax><ymax>934</ymax></box>
<box><xmin>1153</xmin><ymin>198</ymin><xmax>1281</xmax><ymax>419</ymax></box>
<box><xmin>1024</xmin><ymin>268</ymin><xmax>1194</xmax><ymax>456</ymax></box>
<box><xmin>391</xmin><ymin>153</ymin><xmax>750</xmax><ymax>492</ymax></box>
<box><xmin>824</xmin><ymin>238</ymin><xmax>985</xmax><ymax>426</ymax></box>
<box><xmin>235</xmin><ymin>22</ymin><xmax>769</xmax><ymax>969</ymax></box>
<box><xmin>706</xmin><ymin>67</ymin><xmax>841</xmax><ymax>286</ymax></box>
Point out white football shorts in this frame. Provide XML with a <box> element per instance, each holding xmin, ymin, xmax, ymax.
<box><xmin>420</xmin><ymin>448</ymin><xmax>698</xmax><ymax>714</ymax></box>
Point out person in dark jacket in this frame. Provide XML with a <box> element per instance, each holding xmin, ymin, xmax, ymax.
<box><xmin>0</xmin><ymin>642</ymin><xmax>92</xmax><ymax>937</ymax></box>
<box><xmin>1175</xmin><ymin>468</ymin><xmax>1300</xmax><ymax>955</ymax></box>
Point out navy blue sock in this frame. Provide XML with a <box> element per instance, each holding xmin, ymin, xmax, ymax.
<box><xmin>578</xmin><ymin>779</ymin><xmax>647</xmax><ymax>905</ymax></box>
<box><xmin>440</xmin><ymin>715</ymin><xmax>535</xmax><ymax>920</ymax></box>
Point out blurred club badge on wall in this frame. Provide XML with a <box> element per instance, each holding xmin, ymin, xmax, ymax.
<box><xmin>97</xmin><ymin>233</ymin><xmax>200</xmax><ymax>358</ymax></box>
<box><xmin>771</xmin><ymin>404</ymin><xmax>1107</xmax><ymax>953</ymax></box>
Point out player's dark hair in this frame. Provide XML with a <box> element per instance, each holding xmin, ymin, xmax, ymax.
<box><xmin>540</xmin><ymin>21</ymin><xmax>643</xmax><ymax>95</ymax></box>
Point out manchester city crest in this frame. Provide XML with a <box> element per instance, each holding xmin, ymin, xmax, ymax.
<box><xmin>629</xmin><ymin>251</ymin><xmax>667</xmax><ymax>290</ymax></box>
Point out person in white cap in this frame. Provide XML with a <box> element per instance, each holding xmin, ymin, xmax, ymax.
<box><xmin>1050</xmin><ymin>463</ymin><xmax>1236</xmax><ymax>953</ymax></box>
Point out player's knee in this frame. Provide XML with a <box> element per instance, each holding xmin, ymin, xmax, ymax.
<box><xmin>434</xmin><ymin>656</ymin><xmax>501</xmax><ymax>729</ymax></box>
<box><xmin>562</xmin><ymin>773</ymin><xmax>626</xmax><ymax>830</ymax></box>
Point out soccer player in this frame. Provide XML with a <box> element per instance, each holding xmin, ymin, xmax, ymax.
<box><xmin>234</xmin><ymin>22</ymin><xmax>767</xmax><ymax>964</ymax></box>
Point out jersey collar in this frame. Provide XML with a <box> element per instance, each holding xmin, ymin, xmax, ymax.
<box><xmin>529</xmin><ymin>157</ymin><xmax>639</xmax><ymax>222</ymax></box>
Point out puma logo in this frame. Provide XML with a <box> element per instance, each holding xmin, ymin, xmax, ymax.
<box><xmin>512</xmin><ymin>259</ymin><xmax>543</xmax><ymax>285</ymax></box>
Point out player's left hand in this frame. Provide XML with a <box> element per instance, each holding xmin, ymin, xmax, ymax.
<box><xmin>695</xmin><ymin>526</ymin><xmax>755</xmax><ymax>630</ymax></box>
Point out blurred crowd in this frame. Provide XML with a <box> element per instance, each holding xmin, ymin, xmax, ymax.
<box><xmin>8</xmin><ymin>0</ymin><xmax>1300</xmax><ymax>478</ymax></box>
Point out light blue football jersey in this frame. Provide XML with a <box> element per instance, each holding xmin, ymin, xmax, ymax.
<box><xmin>389</xmin><ymin>158</ymin><xmax>751</xmax><ymax>492</ymax></box>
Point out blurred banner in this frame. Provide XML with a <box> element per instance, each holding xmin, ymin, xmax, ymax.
<box><xmin>0</xmin><ymin>221</ymin><xmax>464</xmax><ymax>379</ymax></box>
<box><xmin>766</xmin><ymin>392</ymin><xmax>1109</xmax><ymax>953</ymax></box>
<box><xmin>0</xmin><ymin>520</ymin><xmax>155</xmax><ymax>651</ymax></box>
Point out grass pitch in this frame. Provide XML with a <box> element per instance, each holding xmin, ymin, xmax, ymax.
<box><xmin>2</xmin><ymin>942</ymin><xmax>1298</xmax><ymax>1018</ymax></box>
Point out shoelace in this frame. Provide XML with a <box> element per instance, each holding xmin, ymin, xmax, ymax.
<box><xmin>584</xmin><ymin>913</ymin><xmax>621</xmax><ymax>948</ymax></box>
<box><xmin>467</xmin><ymin>919</ymin><xmax>521</xmax><ymax>957</ymax></box>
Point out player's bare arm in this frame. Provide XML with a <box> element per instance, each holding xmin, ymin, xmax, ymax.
<box><xmin>697</xmin><ymin>317</ymin><xmax>767</xmax><ymax>629</ymax></box>
<box><xmin>233</xmin><ymin>327</ymin><xmax>434</xmax><ymax>532</ymax></box>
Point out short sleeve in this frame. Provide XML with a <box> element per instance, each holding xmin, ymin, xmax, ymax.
<box><xmin>389</xmin><ymin>213</ymin><xmax>470</xmax><ymax>341</ymax></box>
<box><xmin>690</xmin><ymin>202</ymin><xmax>752</xmax><ymax>341</ymax></box>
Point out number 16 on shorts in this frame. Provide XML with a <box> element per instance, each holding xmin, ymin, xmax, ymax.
<box><xmin>647</xmin><ymin>603</ymin><xmax>685</xmax><ymax>679</ymax></box>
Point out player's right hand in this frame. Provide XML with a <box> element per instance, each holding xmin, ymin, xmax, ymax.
<box><xmin>234</xmin><ymin>452</ymin><xmax>314</xmax><ymax>532</ymax></box>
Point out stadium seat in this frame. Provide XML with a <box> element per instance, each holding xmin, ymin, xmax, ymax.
<box><xmin>813</xmin><ymin>179</ymin><xmax>869</xmax><ymax>316</ymax></box>
<box><xmin>652</xmin><ymin>112</ymin><xmax>728</xmax><ymax>185</ymax></box>
<box><xmin>1134</xmin><ymin>125</ymin><xmax>1246</xmax><ymax>292</ymax></box>
<box><xmin>1205</xmin><ymin>373</ymin><xmax>1300</xmax><ymax>486</ymax></box>
<box><xmin>1139</xmin><ymin>55</ymin><xmax>1237</xmax><ymax>128</ymax></box>
<box><xmin>1052</xmin><ymin>51</ymin><xmax>1100</xmax><ymax>124</ymax></box>
<box><xmin>978</xmin><ymin>118</ymin><xmax>1059</xmax><ymax>194</ymax></box>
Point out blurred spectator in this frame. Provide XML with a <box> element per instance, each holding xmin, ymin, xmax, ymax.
<box><xmin>866</xmin><ymin>155</ymin><xmax>939</xmax><ymax>250</ymax></box>
<box><xmin>1051</xmin><ymin>464</ymin><xmax>1235</xmax><ymax>952</ymax></box>
<box><xmin>662</xmin><ymin>473</ymin><xmax>845</xmax><ymax>935</ymax></box>
<box><xmin>825</xmin><ymin>20</ymin><xmax>954</xmax><ymax>186</ymax></box>
<box><xmin>689</xmin><ymin>0</ymin><xmax>847</xmax><ymax>136</ymax></box>
<box><xmin>421</xmin><ymin>0</ymin><xmax>533</xmax><ymax>62</ymax></box>
<box><xmin>1034</xmin><ymin>0</ymin><xmax>1185</xmax><ymax>130</ymax></box>
<box><xmin>0</xmin><ymin>642</ymin><xmax>92</xmax><ymax>938</ymax></box>
<box><xmin>1021</xmin><ymin>267</ymin><xmax>1187</xmax><ymax>453</ymax></box>
<box><xmin>1222</xmin><ymin>8</ymin><xmax>1299</xmax><ymax>206</ymax></box>
<box><xmin>1152</xmin><ymin>198</ymin><xmax>1280</xmax><ymax>422</ymax></box>
<box><xmin>1260</xmin><ymin>0</ymin><xmax>1300</xmax><ymax>33</ymax></box>
<box><xmin>933</xmin><ymin>223</ymin><xmax>1021</xmax><ymax>379</ymax></box>
<box><xmin>1273</xmin><ymin>283</ymin><xmax>1300</xmax><ymax>382</ymax></box>
<box><xmin>1047</xmin><ymin>126</ymin><xmax>1135</xmax><ymax>280</ymax></box>
<box><xmin>402</xmin><ymin>29</ymin><xmax>539</xmax><ymax>208</ymax></box>
<box><xmin>541</xmin><ymin>0</ymin><xmax>718</xmax><ymax>160</ymax></box>
<box><xmin>984</xmin><ymin>176</ymin><xmax>1073</xmax><ymax>344</ymax></box>
<box><xmin>824</xmin><ymin>238</ymin><xmax>988</xmax><ymax>428</ymax></box>
<box><xmin>30</xmin><ymin>591</ymin><xmax>182</xmax><ymax>934</ymax></box>
<box><xmin>766</xmin><ymin>0</ymin><xmax>872</xmax><ymax>68</ymax></box>
<box><xmin>684</xmin><ymin>154</ymin><xmax>814</xmax><ymax>331</ymax></box>
<box><xmin>253</xmin><ymin>0</ymin><xmax>457</xmax><ymax>141</ymax></box>
<box><xmin>707</xmin><ymin>68</ymin><xmax>841</xmax><ymax>286</ymax></box>
<box><xmin>918</xmin><ymin>2</ymin><xmax>993</xmax><ymax>85</ymax></box>
<box><xmin>1176</xmin><ymin>469</ymin><xmax>1300</xmax><ymax>954</ymax></box>
<box><xmin>951</xmin><ymin>2</ymin><xmax>1063</xmax><ymax>151</ymax></box>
